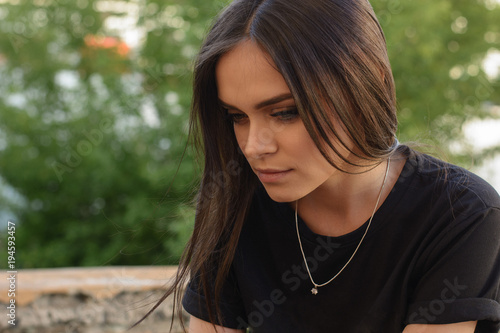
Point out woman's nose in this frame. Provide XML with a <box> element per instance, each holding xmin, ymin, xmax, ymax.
<box><xmin>242</xmin><ymin>122</ymin><xmax>278</xmax><ymax>159</ymax></box>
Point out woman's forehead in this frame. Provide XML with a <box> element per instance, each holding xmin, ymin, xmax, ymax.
<box><xmin>215</xmin><ymin>41</ymin><xmax>291</xmax><ymax>109</ymax></box>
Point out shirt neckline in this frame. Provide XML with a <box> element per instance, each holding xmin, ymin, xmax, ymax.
<box><xmin>276</xmin><ymin>146</ymin><xmax>417</xmax><ymax>246</ymax></box>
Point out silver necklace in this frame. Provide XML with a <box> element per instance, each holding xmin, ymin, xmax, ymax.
<box><xmin>295</xmin><ymin>159</ymin><xmax>391</xmax><ymax>295</ymax></box>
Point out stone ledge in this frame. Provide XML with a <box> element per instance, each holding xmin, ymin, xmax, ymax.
<box><xmin>0</xmin><ymin>266</ymin><xmax>188</xmax><ymax>332</ymax></box>
<box><xmin>1</xmin><ymin>266</ymin><xmax>178</xmax><ymax>306</ymax></box>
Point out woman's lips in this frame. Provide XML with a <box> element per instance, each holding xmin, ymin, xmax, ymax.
<box><xmin>255</xmin><ymin>169</ymin><xmax>292</xmax><ymax>183</ymax></box>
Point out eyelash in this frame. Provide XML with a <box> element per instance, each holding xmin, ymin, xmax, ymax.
<box><xmin>272</xmin><ymin>108</ymin><xmax>299</xmax><ymax>121</ymax></box>
<box><xmin>225</xmin><ymin>108</ymin><xmax>299</xmax><ymax>124</ymax></box>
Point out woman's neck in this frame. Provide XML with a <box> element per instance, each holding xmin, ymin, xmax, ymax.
<box><xmin>295</xmin><ymin>153</ymin><xmax>406</xmax><ymax>237</ymax></box>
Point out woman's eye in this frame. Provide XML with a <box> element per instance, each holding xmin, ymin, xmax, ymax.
<box><xmin>271</xmin><ymin>108</ymin><xmax>299</xmax><ymax>121</ymax></box>
<box><xmin>227</xmin><ymin>112</ymin><xmax>247</xmax><ymax>124</ymax></box>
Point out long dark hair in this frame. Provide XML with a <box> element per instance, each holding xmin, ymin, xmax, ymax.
<box><xmin>136</xmin><ymin>0</ymin><xmax>398</xmax><ymax>330</ymax></box>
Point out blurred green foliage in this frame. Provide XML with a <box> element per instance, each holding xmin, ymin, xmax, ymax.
<box><xmin>0</xmin><ymin>0</ymin><xmax>498</xmax><ymax>268</ymax></box>
<box><xmin>372</xmin><ymin>0</ymin><xmax>500</xmax><ymax>158</ymax></box>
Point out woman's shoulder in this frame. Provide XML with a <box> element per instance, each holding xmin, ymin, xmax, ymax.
<box><xmin>401</xmin><ymin>145</ymin><xmax>500</xmax><ymax>212</ymax></box>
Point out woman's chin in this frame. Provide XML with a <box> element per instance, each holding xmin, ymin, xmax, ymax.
<box><xmin>262</xmin><ymin>186</ymin><xmax>301</xmax><ymax>203</ymax></box>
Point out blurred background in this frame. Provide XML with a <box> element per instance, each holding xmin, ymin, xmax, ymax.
<box><xmin>0</xmin><ymin>0</ymin><xmax>498</xmax><ymax>331</ymax></box>
<box><xmin>0</xmin><ymin>0</ymin><xmax>499</xmax><ymax>270</ymax></box>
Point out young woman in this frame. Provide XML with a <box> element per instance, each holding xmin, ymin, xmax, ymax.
<box><xmin>141</xmin><ymin>0</ymin><xmax>500</xmax><ymax>331</ymax></box>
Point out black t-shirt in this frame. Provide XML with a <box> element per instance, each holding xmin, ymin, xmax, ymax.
<box><xmin>183</xmin><ymin>148</ymin><xmax>500</xmax><ymax>332</ymax></box>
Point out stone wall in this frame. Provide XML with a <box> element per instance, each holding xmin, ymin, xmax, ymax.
<box><xmin>0</xmin><ymin>266</ymin><xmax>188</xmax><ymax>333</ymax></box>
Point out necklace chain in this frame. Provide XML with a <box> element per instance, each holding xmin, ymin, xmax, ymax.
<box><xmin>295</xmin><ymin>159</ymin><xmax>391</xmax><ymax>295</ymax></box>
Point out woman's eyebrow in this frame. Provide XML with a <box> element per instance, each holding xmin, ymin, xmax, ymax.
<box><xmin>219</xmin><ymin>93</ymin><xmax>294</xmax><ymax>111</ymax></box>
<box><xmin>254</xmin><ymin>93</ymin><xmax>294</xmax><ymax>109</ymax></box>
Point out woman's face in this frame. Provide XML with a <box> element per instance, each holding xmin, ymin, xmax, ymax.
<box><xmin>216</xmin><ymin>41</ymin><xmax>350</xmax><ymax>203</ymax></box>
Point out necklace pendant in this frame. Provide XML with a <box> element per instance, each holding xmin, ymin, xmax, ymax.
<box><xmin>311</xmin><ymin>287</ymin><xmax>318</xmax><ymax>295</ymax></box>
